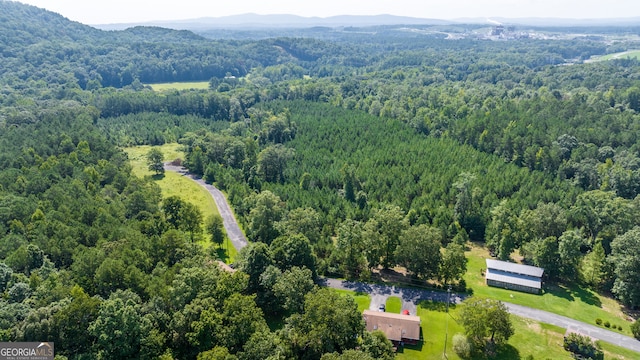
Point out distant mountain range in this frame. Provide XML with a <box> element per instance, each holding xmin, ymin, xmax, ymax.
<box><xmin>94</xmin><ymin>14</ymin><xmax>449</xmax><ymax>31</ymax></box>
<box><xmin>94</xmin><ymin>13</ymin><xmax>640</xmax><ymax>31</ymax></box>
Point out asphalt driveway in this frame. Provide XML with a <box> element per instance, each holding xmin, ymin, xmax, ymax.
<box><xmin>321</xmin><ymin>278</ymin><xmax>640</xmax><ymax>353</ymax></box>
<box><xmin>162</xmin><ymin>163</ymin><xmax>640</xmax><ymax>354</ymax></box>
<box><xmin>164</xmin><ymin>163</ymin><xmax>248</xmax><ymax>251</ymax></box>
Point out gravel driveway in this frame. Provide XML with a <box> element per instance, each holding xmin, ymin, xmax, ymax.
<box><xmin>164</xmin><ymin>163</ymin><xmax>247</xmax><ymax>251</ymax></box>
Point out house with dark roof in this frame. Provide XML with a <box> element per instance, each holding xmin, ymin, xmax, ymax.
<box><xmin>362</xmin><ymin>310</ymin><xmax>421</xmax><ymax>345</ymax></box>
<box><xmin>485</xmin><ymin>259</ymin><xmax>544</xmax><ymax>294</ymax></box>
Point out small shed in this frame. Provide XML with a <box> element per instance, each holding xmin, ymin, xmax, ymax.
<box><xmin>485</xmin><ymin>259</ymin><xmax>544</xmax><ymax>294</ymax></box>
<box><xmin>362</xmin><ymin>310</ymin><xmax>421</xmax><ymax>345</ymax></box>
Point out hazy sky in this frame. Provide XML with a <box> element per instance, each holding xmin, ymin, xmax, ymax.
<box><xmin>17</xmin><ymin>0</ymin><xmax>640</xmax><ymax>24</ymax></box>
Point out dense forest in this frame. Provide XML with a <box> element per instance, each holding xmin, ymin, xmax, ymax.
<box><xmin>2</xmin><ymin>1</ymin><xmax>640</xmax><ymax>358</ymax></box>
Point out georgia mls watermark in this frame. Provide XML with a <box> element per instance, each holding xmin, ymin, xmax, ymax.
<box><xmin>0</xmin><ymin>342</ymin><xmax>54</xmax><ymax>360</ymax></box>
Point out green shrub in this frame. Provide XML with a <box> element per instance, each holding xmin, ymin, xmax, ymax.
<box><xmin>452</xmin><ymin>333</ymin><xmax>472</xmax><ymax>359</ymax></box>
<box><xmin>563</xmin><ymin>333</ymin><xmax>604</xmax><ymax>360</ymax></box>
<box><xmin>595</xmin><ymin>318</ymin><xmax>602</xmax><ymax>325</ymax></box>
<box><xmin>632</xmin><ymin>320</ymin><xmax>640</xmax><ymax>340</ymax></box>
<box><xmin>604</xmin><ymin>321</ymin><xmax>610</xmax><ymax>328</ymax></box>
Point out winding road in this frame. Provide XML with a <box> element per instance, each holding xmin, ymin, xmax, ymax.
<box><xmin>164</xmin><ymin>163</ymin><xmax>247</xmax><ymax>251</ymax></box>
<box><xmin>164</xmin><ymin>163</ymin><xmax>640</xmax><ymax>354</ymax></box>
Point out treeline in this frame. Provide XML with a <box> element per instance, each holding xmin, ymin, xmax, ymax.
<box><xmin>3</xmin><ymin>4</ymin><xmax>640</xmax><ymax>359</ymax></box>
<box><xmin>0</xmin><ymin>101</ymin><xmax>390</xmax><ymax>359</ymax></box>
<box><xmin>175</xmin><ymin>100</ymin><xmax>640</xmax><ymax>308</ymax></box>
<box><xmin>175</xmin><ymin>102</ymin><xmax>577</xmax><ymax>286</ymax></box>
<box><xmin>0</xmin><ymin>2</ymin><xmax>308</xmax><ymax>92</ymax></box>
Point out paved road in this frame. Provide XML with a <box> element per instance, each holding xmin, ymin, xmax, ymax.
<box><xmin>322</xmin><ymin>278</ymin><xmax>467</xmax><ymax>315</ymax></box>
<box><xmin>322</xmin><ymin>278</ymin><xmax>640</xmax><ymax>353</ymax></box>
<box><xmin>505</xmin><ymin>302</ymin><xmax>640</xmax><ymax>353</ymax></box>
<box><xmin>162</xmin><ymin>164</ymin><xmax>640</xmax><ymax>353</ymax></box>
<box><xmin>164</xmin><ymin>163</ymin><xmax>248</xmax><ymax>251</ymax></box>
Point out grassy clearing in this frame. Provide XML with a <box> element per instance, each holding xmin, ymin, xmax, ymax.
<box><xmin>123</xmin><ymin>143</ymin><xmax>237</xmax><ymax>262</ymax></box>
<box><xmin>591</xmin><ymin>50</ymin><xmax>640</xmax><ymax>61</ymax></box>
<box><xmin>386</xmin><ymin>296</ymin><xmax>402</xmax><ymax>313</ymax></box>
<box><xmin>464</xmin><ymin>243</ymin><xmax>632</xmax><ymax>336</ymax></box>
<box><xmin>147</xmin><ymin>81</ymin><xmax>210</xmax><ymax>91</ymax></box>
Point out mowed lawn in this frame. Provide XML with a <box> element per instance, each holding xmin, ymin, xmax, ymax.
<box><xmin>464</xmin><ymin>243</ymin><xmax>633</xmax><ymax>336</ymax></box>
<box><xmin>591</xmin><ymin>50</ymin><xmax>640</xmax><ymax>61</ymax></box>
<box><xmin>123</xmin><ymin>143</ymin><xmax>237</xmax><ymax>262</ymax></box>
<box><xmin>336</xmin><ymin>290</ymin><xmax>637</xmax><ymax>359</ymax></box>
<box><xmin>334</xmin><ymin>290</ymin><xmax>573</xmax><ymax>359</ymax></box>
<box><xmin>386</xmin><ymin>296</ymin><xmax>402</xmax><ymax>313</ymax></box>
<box><xmin>147</xmin><ymin>81</ymin><xmax>210</xmax><ymax>91</ymax></box>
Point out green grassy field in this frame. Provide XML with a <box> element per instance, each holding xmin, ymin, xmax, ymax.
<box><xmin>398</xmin><ymin>300</ymin><xmax>574</xmax><ymax>360</ymax></box>
<box><xmin>599</xmin><ymin>341</ymin><xmax>640</xmax><ymax>360</ymax></box>
<box><xmin>123</xmin><ymin>143</ymin><xmax>237</xmax><ymax>262</ymax></box>
<box><xmin>386</xmin><ymin>296</ymin><xmax>402</xmax><ymax>313</ymax></box>
<box><xmin>591</xmin><ymin>50</ymin><xmax>640</xmax><ymax>61</ymax></box>
<box><xmin>335</xmin><ymin>290</ymin><xmax>638</xmax><ymax>360</ymax></box>
<box><xmin>147</xmin><ymin>81</ymin><xmax>210</xmax><ymax>91</ymax></box>
<box><xmin>464</xmin><ymin>244</ymin><xmax>632</xmax><ymax>336</ymax></box>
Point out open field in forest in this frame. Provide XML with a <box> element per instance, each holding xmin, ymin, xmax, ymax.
<box><xmin>147</xmin><ymin>81</ymin><xmax>210</xmax><ymax>91</ymax></box>
<box><xmin>464</xmin><ymin>244</ymin><xmax>633</xmax><ymax>336</ymax></box>
<box><xmin>123</xmin><ymin>143</ymin><xmax>238</xmax><ymax>262</ymax></box>
<box><xmin>590</xmin><ymin>50</ymin><xmax>640</xmax><ymax>61</ymax></box>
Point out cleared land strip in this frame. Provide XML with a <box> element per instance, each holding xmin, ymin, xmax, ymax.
<box><xmin>164</xmin><ymin>163</ymin><xmax>248</xmax><ymax>251</ymax></box>
<box><xmin>322</xmin><ymin>278</ymin><xmax>640</xmax><ymax>354</ymax></box>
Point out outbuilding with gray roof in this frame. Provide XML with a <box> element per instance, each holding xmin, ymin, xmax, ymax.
<box><xmin>485</xmin><ymin>259</ymin><xmax>544</xmax><ymax>294</ymax></box>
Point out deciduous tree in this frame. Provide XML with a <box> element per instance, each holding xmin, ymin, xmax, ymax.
<box><xmin>631</xmin><ymin>320</ymin><xmax>640</xmax><ymax>341</ymax></box>
<box><xmin>236</xmin><ymin>242</ymin><xmax>273</xmax><ymax>294</ymax></box>
<box><xmin>610</xmin><ymin>227</ymin><xmax>640</xmax><ymax>307</ymax></box>
<box><xmin>364</xmin><ymin>204</ymin><xmax>407</xmax><ymax>269</ymax></box>
<box><xmin>272</xmin><ymin>266</ymin><xmax>316</xmax><ymax>314</ymax></box>
<box><xmin>285</xmin><ymin>288</ymin><xmax>365</xmax><ymax>359</ymax></box>
<box><xmin>270</xmin><ymin>234</ymin><xmax>317</xmax><ymax>277</ymax></box>
<box><xmin>558</xmin><ymin>229</ymin><xmax>584</xmax><ymax>281</ymax></box>
<box><xmin>257</xmin><ymin>144</ymin><xmax>294</xmax><ymax>183</ymax></box>
<box><xmin>333</xmin><ymin>219</ymin><xmax>368</xmax><ymax>280</ymax></box>
<box><xmin>360</xmin><ymin>330</ymin><xmax>394</xmax><ymax>360</ymax></box>
<box><xmin>206</xmin><ymin>214</ymin><xmax>225</xmax><ymax>248</ymax></box>
<box><xmin>146</xmin><ymin>148</ymin><xmax>165</xmax><ymax>175</ymax></box>
<box><xmin>459</xmin><ymin>298</ymin><xmax>514</xmax><ymax>351</ymax></box>
<box><xmin>89</xmin><ymin>293</ymin><xmax>149</xmax><ymax>360</ymax></box>
<box><xmin>394</xmin><ymin>224</ymin><xmax>442</xmax><ymax>279</ymax></box>
<box><xmin>440</xmin><ymin>242</ymin><xmax>467</xmax><ymax>286</ymax></box>
<box><xmin>246</xmin><ymin>190</ymin><xmax>285</xmax><ymax>244</ymax></box>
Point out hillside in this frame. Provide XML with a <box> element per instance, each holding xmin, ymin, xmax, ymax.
<box><xmin>0</xmin><ymin>1</ymin><xmax>302</xmax><ymax>89</ymax></box>
<box><xmin>0</xmin><ymin>0</ymin><xmax>101</xmax><ymax>44</ymax></box>
<box><xmin>1</xmin><ymin>1</ymin><xmax>640</xmax><ymax>359</ymax></box>
<box><xmin>95</xmin><ymin>13</ymin><xmax>451</xmax><ymax>31</ymax></box>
